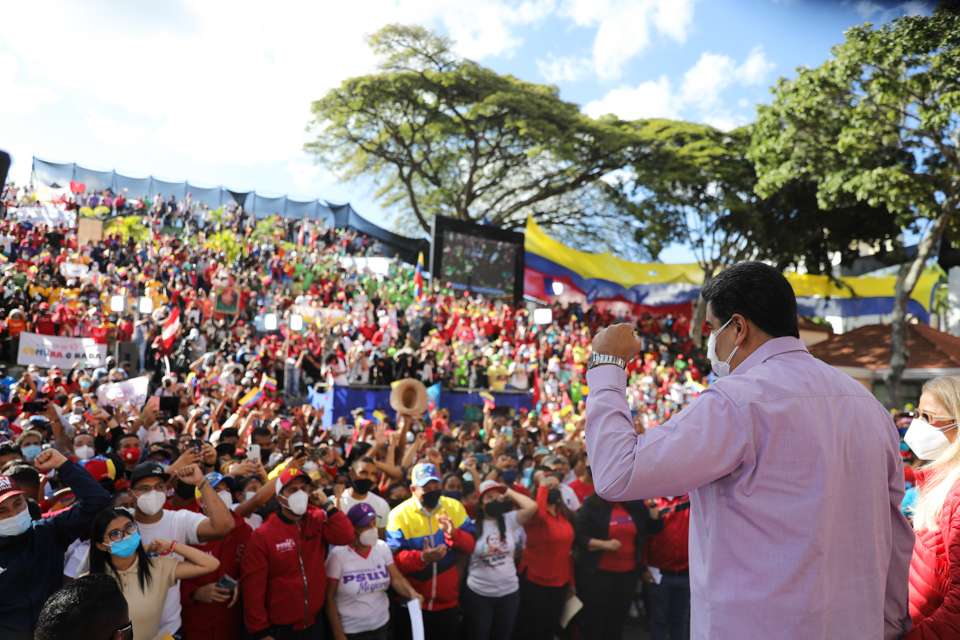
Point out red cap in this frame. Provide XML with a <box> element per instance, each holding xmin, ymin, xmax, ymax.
<box><xmin>275</xmin><ymin>468</ymin><xmax>309</xmax><ymax>495</ymax></box>
<box><xmin>0</xmin><ymin>475</ymin><xmax>24</xmax><ymax>502</ymax></box>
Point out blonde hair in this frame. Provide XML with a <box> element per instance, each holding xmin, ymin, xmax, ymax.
<box><xmin>913</xmin><ymin>375</ymin><xmax>960</xmax><ymax>532</ymax></box>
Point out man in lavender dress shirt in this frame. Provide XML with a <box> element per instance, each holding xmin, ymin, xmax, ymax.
<box><xmin>585</xmin><ymin>262</ymin><xmax>913</xmax><ymax>640</ymax></box>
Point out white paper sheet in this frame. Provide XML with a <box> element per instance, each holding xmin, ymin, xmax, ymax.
<box><xmin>408</xmin><ymin>598</ymin><xmax>425</xmax><ymax>640</ymax></box>
<box><xmin>649</xmin><ymin>566</ymin><xmax>663</xmax><ymax>585</ymax></box>
<box><xmin>560</xmin><ymin>595</ymin><xmax>583</xmax><ymax>628</ymax></box>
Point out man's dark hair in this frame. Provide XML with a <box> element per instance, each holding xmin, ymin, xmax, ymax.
<box><xmin>35</xmin><ymin>573</ymin><xmax>128</xmax><ymax>640</ymax></box>
<box><xmin>7</xmin><ymin>464</ymin><xmax>40</xmax><ymax>492</ymax></box>
<box><xmin>700</xmin><ymin>261</ymin><xmax>799</xmax><ymax>339</ymax></box>
<box><xmin>0</xmin><ymin>441</ymin><xmax>21</xmax><ymax>458</ymax></box>
<box><xmin>251</xmin><ymin>426</ymin><xmax>272</xmax><ymax>441</ymax></box>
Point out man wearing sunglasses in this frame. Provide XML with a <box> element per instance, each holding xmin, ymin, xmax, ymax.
<box><xmin>0</xmin><ymin>448</ymin><xmax>111</xmax><ymax>640</ymax></box>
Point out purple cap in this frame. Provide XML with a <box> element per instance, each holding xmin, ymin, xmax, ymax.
<box><xmin>346</xmin><ymin>502</ymin><xmax>378</xmax><ymax>527</ymax></box>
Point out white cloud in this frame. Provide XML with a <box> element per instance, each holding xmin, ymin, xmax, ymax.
<box><xmin>584</xmin><ymin>46</ymin><xmax>773</xmax><ymax>129</ymax></box>
<box><xmin>0</xmin><ymin>52</ymin><xmax>57</xmax><ymax>116</ymax></box>
<box><xmin>536</xmin><ymin>54</ymin><xmax>592</xmax><ymax>83</ymax></box>
<box><xmin>558</xmin><ymin>0</ymin><xmax>696</xmax><ymax>80</ymax></box>
<box><xmin>286</xmin><ymin>157</ymin><xmax>337</xmax><ymax>192</ymax></box>
<box><xmin>583</xmin><ymin>76</ymin><xmax>679</xmax><ymax>120</ymax></box>
<box><xmin>0</xmin><ymin>0</ymin><xmax>552</xmax><ymax>168</ymax></box>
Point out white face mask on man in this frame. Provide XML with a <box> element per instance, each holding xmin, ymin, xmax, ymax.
<box><xmin>707</xmin><ymin>318</ymin><xmax>740</xmax><ymax>378</ymax></box>
<box><xmin>136</xmin><ymin>490</ymin><xmax>167</xmax><ymax>516</ymax></box>
<box><xmin>905</xmin><ymin>418</ymin><xmax>956</xmax><ymax>460</ymax></box>
<box><xmin>282</xmin><ymin>489</ymin><xmax>309</xmax><ymax>515</ymax></box>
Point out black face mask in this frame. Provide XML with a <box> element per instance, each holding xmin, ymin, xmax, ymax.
<box><xmin>420</xmin><ymin>489</ymin><xmax>442</xmax><ymax>510</ymax></box>
<box><xmin>484</xmin><ymin>499</ymin><xmax>508</xmax><ymax>519</ymax></box>
<box><xmin>351</xmin><ymin>478</ymin><xmax>374</xmax><ymax>495</ymax></box>
<box><xmin>546</xmin><ymin>488</ymin><xmax>562</xmax><ymax>505</ymax></box>
<box><xmin>389</xmin><ymin>497</ymin><xmax>408</xmax><ymax>510</ymax></box>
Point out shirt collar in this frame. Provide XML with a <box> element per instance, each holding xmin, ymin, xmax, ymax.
<box><xmin>730</xmin><ymin>336</ymin><xmax>809</xmax><ymax>377</ymax></box>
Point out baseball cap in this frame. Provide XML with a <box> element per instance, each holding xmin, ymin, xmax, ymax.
<box><xmin>204</xmin><ymin>472</ymin><xmax>235</xmax><ymax>492</ymax></box>
<box><xmin>81</xmin><ymin>456</ymin><xmax>117</xmax><ymax>483</ymax></box>
<box><xmin>275</xmin><ymin>468</ymin><xmax>309</xmax><ymax>495</ymax></box>
<box><xmin>129</xmin><ymin>461</ymin><xmax>171</xmax><ymax>486</ymax></box>
<box><xmin>478</xmin><ymin>480</ymin><xmax>507</xmax><ymax>498</ymax></box>
<box><xmin>346</xmin><ymin>502</ymin><xmax>378</xmax><ymax>527</ymax></box>
<box><xmin>411</xmin><ymin>463</ymin><xmax>441</xmax><ymax>487</ymax></box>
<box><xmin>0</xmin><ymin>475</ymin><xmax>24</xmax><ymax>503</ymax></box>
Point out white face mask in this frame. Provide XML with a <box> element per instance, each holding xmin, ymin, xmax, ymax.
<box><xmin>136</xmin><ymin>490</ymin><xmax>167</xmax><ymax>516</ymax></box>
<box><xmin>302</xmin><ymin>462</ymin><xmax>319</xmax><ymax>474</ymax></box>
<box><xmin>358</xmin><ymin>528</ymin><xmax>379</xmax><ymax>547</ymax></box>
<box><xmin>707</xmin><ymin>318</ymin><xmax>740</xmax><ymax>378</ymax></box>
<box><xmin>0</xmin><ymin>507</ymin><xmax>32</xmax><ymax>537</ymax></box>
<box><xmin>245</xmin><ymin>491</ymin><xmax>257</xmax><ymax>502</ymax></box>
<box><xmin>218</xmin><ymin>490</ymin><xmax>234</xmax><ymax>508</ymax></box>
<box><xmin>283</xmin><ymin>489</ymin><xmax>309</xmax><ymax>515</ymax></box>
<box><xmin>905</xmin><ymin>418</ymin><xmax>955</xmax><ymax>460</ymax></box>
<box><xmin>75</xmin><ymin>445</ymin><xmax>95</xmax><ymax>460</ymax></box>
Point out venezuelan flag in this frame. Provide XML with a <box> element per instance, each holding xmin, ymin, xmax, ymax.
<box><xmin>261</xmin><ymin>272</ymin><xmax>273</xmax><ymax>286</ymax></box>
<box><xmin>116</xmin><ymin>267</ymin><xmax>129</xmax><ymax>277</ymax></box>
<box><xmin>238</xmin><ymin>388</ymin><xmax>263</xmax><ymax>408</ymax></box>
<box><xmin>373</xmin><ymin>410</ymin><xmax>386</xmax><ymax>423</ymax></box>
<box><xmin>413</xmin><ymin>252</ymin><xmax>424</xmax><ymax>300</ymax></box>
<box><xmin>206</xmin><ymin>372</ymin><xmax>220</xmax><ymax>385</ymax></box>
<box><xmin>478</xmin><ymin>391</ymin><xmax>496</xmax><ymax>409</ymax></box>
<box><xmin>261</xmin><ymin>375</ymin><xmax>277</xmax><ymax>391</ymax></box>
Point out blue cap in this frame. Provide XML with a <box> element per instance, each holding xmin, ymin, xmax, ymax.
<box><xmin>411</xmin><ymin>463</ymin><xmax>441</xmax><ymax>487</ymax></box>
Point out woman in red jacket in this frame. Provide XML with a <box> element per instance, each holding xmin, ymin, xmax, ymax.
<box><xmin>905</xmin><ymin>375</ymin><xmax>960</xmax><ymax>638</ymax></box>
<box><xmin>513</xmin><ymin>472</ymin><xmax>576</xmax><ymax>640</ymax></box>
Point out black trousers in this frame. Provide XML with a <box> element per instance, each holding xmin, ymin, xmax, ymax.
<box><xmin>577</xmin><ymin>568</ymin><xmax>638</xmax><ymax>640</ymax></box>
<box><xmin>513</xmin><ymin>574</ymin><xmax>567</xmax><ymax>640</ymax></box>
<box><xmin>392</xmin><ymin>603</ymin><xmax>459</xmax><ymax>640</ymax></box>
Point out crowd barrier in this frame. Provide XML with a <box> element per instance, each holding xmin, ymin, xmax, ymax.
<box><xmin>330</xmin><ymin>385</ymin><xmax>533</xmax><ymax>424</ymax></box>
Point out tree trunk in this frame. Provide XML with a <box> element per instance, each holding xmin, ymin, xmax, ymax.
<box><xmin>690</xmin><ymin>268</ymin><xmax>715</xmax><ymax>344</ymax></box>
<box><xmin>884</xmin><ymin>208</ymin><xmax>954</xmax><ymax>408</ymax></box>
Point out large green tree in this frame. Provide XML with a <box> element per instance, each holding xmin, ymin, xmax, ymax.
<box><xmin>751</xmin><ymin>5</ymin><xmax>960</xmax><ymax>408</ymax></box>
<box><xmin>305</xmin><ymin>24</ymin><xmax>654</xmax><ymax>256</ymax></box>
<box><xmin>624</xmin><ymin>119</ymin><xmax>901</xmax><ymax>342</ymax></box>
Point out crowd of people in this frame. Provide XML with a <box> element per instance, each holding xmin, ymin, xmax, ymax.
<box><xmin>1</xmin><ymin>185</ymin><xmax>701</xmax><ymax>640</ymax></box>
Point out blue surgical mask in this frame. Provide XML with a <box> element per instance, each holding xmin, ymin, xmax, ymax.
<box><xmin>22</xmin><ymin>445</ymin><xmax>42</xmax><ymax>462</ymax></box>
<box><xmin>110</xmin><ymin>531</ymin><xmax>142</xmax><ymax>558</ymax></box>
<box><xmin>0</xmin><ymin>508</ymin><xmax>32</xmax><ymax>537</ymax></box>
<box><xmin>444</xmin><ymin>490</ymin><xmax>462</xmax><ymax>501</ymax></box>
<box><xmin>80</xmin><ymin>380</ymin><xmax>91</xmax><ymax>390</ymax></box>
<box><xmin>245</xmin><ymin>491</ymin><xmax>256</xmax><ymax>502</ymax></box>
<box><xmin>500</xmin><ymin>469</ymin><xmax>518</xmax><ymax>484</ymax></box>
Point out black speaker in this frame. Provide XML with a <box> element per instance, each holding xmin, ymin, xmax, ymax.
<box><xmin>0</xmin><ymin>151</ymin><xmax>10</xmax><ymax>190</ymax></box>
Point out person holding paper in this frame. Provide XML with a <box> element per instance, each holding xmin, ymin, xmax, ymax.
<box><xmin>325</xmin><ymin>503</ymin><xmax>422</xmax><ymax>640</ymax></box>
<box><xmin>586</xmin><ymin>262</ymin><xmax>914</xmax><ymax>640</ymax></box>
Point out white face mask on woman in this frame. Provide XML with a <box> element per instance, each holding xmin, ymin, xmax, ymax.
<box><xmin>905</xmin><ymin>418</ymin><xmax>956</xmax><ymax>460</ymax></box>
<box><xmin>358</xmin><ymin>528</ymin><xmax>379</xmax><ymax>547</ymax></box>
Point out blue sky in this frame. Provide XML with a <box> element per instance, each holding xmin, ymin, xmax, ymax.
<box><xmin>0</xmin><ymin>0</ymin><xmax>933</xmax><ymax>262</ymax></box>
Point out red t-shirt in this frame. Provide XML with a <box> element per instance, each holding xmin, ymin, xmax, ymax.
<box><xmin>597</xmin><ymin>504</ymin><xmax>637</xmax><ymax>573</ymax></box>
<box><xmin>569</xmin><ymin>478</ymin><xmax>595</xmax><ymax>503</ymax></box>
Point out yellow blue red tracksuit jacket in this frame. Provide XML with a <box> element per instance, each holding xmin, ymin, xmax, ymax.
<box><xmin>386</xmin><ymin>496</ymin><xmax>476</xmax><ymax>611</ymax></box>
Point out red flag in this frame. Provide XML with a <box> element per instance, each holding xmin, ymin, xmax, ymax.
<box><xmin>531</xmin><ymin>368</ymin><xmax>542</xmax><ymax>408</ymax></box>
<box><xmin>161</xmin><ymin>306</ymin><xmax>180</xmax><ymax>351</ymax></box>
<box><xmin>69</xmin><ymin>181</ymin><xmax>86</xmax><ymax>194</ymax></box>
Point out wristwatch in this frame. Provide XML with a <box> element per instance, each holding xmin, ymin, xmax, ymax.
<box><xmin>586</xmin><ymin>352</ymin><xmax>627</xmax><ymax>370</ymax></box>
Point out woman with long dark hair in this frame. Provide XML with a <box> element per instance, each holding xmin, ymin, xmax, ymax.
<box><xmin>462</xmin><ymin>480</ymin><xmax>538</xmax><ymax>640</ymax></box>
<box><xmin>513</xmin><ymin>472</ymin><xmax>577</xmax><ymax>640</ymax></box>
<box><xmin>87</xmin><ymin>507</ymin><xmax>220</xmax><ymax>640</ymax></box>
<box><xmin>575</xmin><ymin>494</ymin><xmax>662</xmax><ymax>640</ymax></box>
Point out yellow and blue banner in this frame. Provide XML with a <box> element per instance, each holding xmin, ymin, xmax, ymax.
<box><xmin>523</xmin><ymin>217</ymin><xmax>939</xmax><ymax>322</ymax></box>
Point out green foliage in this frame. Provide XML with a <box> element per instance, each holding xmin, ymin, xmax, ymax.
<box><xmin>204</xmin><ymin>231</ymin><xmax>243</xmax><ymax>264</ymax></box>
<box><xmin>306</xmin><ymin>24</ymin><xmax>654</xmax><ymax>257</ymax></box>
<box><xmin>750</xmin><ymin>5</ymin><xmax>960</xmax><ymax>407</ymax></box>
<box><xmin>103</xmin><ymin>216</ymin><xmax>149</xmax><ymax>243</ymax></box>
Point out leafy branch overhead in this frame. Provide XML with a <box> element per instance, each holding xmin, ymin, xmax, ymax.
<box><xmin>305</xmin><ymin>24</ymin><xmax>656</xmax><ymax>255</ymax></box>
